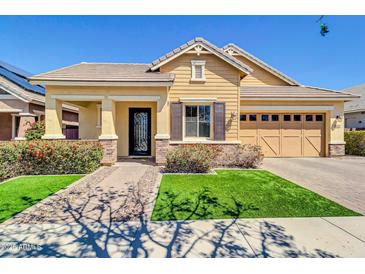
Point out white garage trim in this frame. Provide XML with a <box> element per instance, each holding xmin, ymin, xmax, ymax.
<box><xmin>241</xmin><ymin>105</ymin><xmax>335</xmax><ymax>111</ymax></box>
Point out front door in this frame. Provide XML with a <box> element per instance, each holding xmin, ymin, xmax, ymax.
<box><xmin>129</xmin><ymin>108</ymin><xmax>151</xmax><ymax>156</ymax></box>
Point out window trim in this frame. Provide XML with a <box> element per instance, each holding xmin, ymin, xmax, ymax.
<box><xmin>191</xmin><ymin>60</ymin><xmax>206</xmax><ymax>82</ymax></box>
<box><xmin>183</xmin><ymin>103</ymin><xmax>212</xmax><ymax>140</ymax></box>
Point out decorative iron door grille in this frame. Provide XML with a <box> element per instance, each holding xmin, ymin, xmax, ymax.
<box><xmin>129</xmin><ymin>108</ymin><xmax>151</xmax><ymax>156</ymax></box>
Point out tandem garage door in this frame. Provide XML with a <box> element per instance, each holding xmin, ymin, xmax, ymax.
<box><xmin>239</xmin><ymin>113</ymin><xmax>325</xmax><ymax>157</ymax></box>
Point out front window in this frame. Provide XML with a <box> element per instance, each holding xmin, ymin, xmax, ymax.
<box><xmin>185</xmin><ymin>105</ymin><xmax>210</xmax><ymax>138</ymax></box>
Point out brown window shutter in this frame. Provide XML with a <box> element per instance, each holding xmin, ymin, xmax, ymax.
<box><xmin>214</xmin><ymin>102</ymin><xmax>225</xmax><ymax>141</ymax></box>
<box><xmin>170</xmin><ymin>102</ymin><xmax>183</xmax><ymax>141</ymax></box>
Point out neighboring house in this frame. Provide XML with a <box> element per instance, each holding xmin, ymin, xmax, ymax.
<box><xmin>343</xmin><ymin>83</ymin><xmax>365</xmax><ymax>129</ymax></box>
<box><xmin>0</xmin><ymin>60</ymin><xmax>79</xmax><ymax>140</ymax></box>
<box><xmin>29</xmin><ymin>37</ymin><xmax>357</xmax><ymax>165</ymax></box>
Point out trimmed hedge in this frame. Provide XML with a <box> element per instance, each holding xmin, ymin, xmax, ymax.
<box><xmin>215</xmin><ymin>144</ymin><xmax>263</xmax><ymax>168</ymax></box>
<box><xmin>164</xmin><ymin>144</ymin><xmax>221</xmax><ymax>173</ymax></box>
<box><xmin>164</xmin><ymin>144</ymin><xmax>263</xmax><ymax>173</ymax></box>
<box><xmin>0</xmin><ymin>140</ymin><xmax>103</xmax><ymax>181</ymax></box>
<box><xmin>344</xmin><ymin>131</ymin><xmax>365</xmax><ymax>156</ymax></box>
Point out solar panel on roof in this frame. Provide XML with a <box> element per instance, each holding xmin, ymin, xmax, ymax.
<box><xmin>0</xmin><ymin>60</ymin><xmax>32</xmax><ymax>78</ymax></box>
<box><xmin>0</xmin><ymin>67</ymin><xmax>45</xmax><ymax>95</ymax></box>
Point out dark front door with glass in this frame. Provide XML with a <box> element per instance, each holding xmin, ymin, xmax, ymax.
<box><xmin>129</xmin><ymin>108</ymin><xmax>151</xmax><ymax>156</ymax></box>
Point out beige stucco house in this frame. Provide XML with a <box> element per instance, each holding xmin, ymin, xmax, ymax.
<box><xmin>29</xmin><ymin>37</ymin><xmax>357</xmax><ymax>165</ymax></box>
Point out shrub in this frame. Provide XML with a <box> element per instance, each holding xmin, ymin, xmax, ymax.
<box><xmin>214</xmin><ymin>144</ymin><xmax>263</xmax><ymax>168</ymax></box>
<box><xmin>0</xmin><ymin>140</ymin><xmax>103</xmax><ymax>181</ymax></box>
<box><xmin>164</xmin><ymin>144</ymin><xmax>221</xmax><ymax>173</ymax></box>
<box><xmin>344</xmin><ymin>131</ymin><xmax>365</xmax><ymax>156</ymax></box>
<box><xmin>25</xmin><ymin>121</ymin><xmax>45</xmax><ymax>140</ymax></box>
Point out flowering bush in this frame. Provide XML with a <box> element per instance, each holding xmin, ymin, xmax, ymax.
<box><xmin>25</xmin><ymin>121</ymin><xmax>45</xmax><ymax>140</ymax></box>
<box><xmin>164</xmin><ymin>144</ymin><xmax>221</xmax><ymax>173</ymax></box>
<box><xmin>214</xmin><ymin>144</ymin><xmax>263</xmax><ymax>168</ymax></box>
<box><xmin>345</xmin><ymin>131</ymin><xmax>365</xmax><ymax>156</ymax></box>
<box><xmin>0</xmin><ymin>140</ymin><xmax>103</xmax><ymax>181</ymax></box>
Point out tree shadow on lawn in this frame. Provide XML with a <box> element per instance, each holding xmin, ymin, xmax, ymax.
<box><xmin>0</xmin><ymin>196</ymin><xmax>44</xmax><ymax>223</ymax></box>
<box><xmin>0</xmin><ymin>169</ymin><xmax>340</xmax><ymax>258</ymax></box>
<box><xmin>152</xmin><ymin>187</ymin><xmax>259</xmax><ymax>221</ymax></box>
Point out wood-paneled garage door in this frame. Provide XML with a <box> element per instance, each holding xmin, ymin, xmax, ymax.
<box><xmin>239</xmin><ymin>113</ymin><xmax>325</xmax><ymax>157</ymax></box>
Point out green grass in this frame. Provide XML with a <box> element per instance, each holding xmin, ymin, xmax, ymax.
<box><xmin>0</xmin><ymin>175</ymin><xmax>83</xmax><ymax>223</ymax></box>
<box><xmin>152</xmin><ymin>170</ymin><xmax>361</xmax><ymax>221</ymax></box>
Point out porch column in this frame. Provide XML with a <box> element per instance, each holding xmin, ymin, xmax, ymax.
<box><xmin>99</xmin><ymin>98</ymin><xmax>118</xmax><ymax>165</ymax></box>
<box><xmin>42</xmin><ymin>95</ymin><xmax>65</xmax><ymax>139</ymax></box>
<box><xmin>14</xmin><ymin>113</ymin><xmax>36</xmax><ymax>140</ymax></box>
<box><xmin>155</xmin><ymin>92</ymin><xmax>170</xmax><ymax>165</ymax></box>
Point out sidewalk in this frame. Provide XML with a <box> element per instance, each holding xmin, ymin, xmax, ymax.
<box><xmin>1</xmin><ymin>216</ymin><xmax>365</xmax><ymax>258</ymax></box>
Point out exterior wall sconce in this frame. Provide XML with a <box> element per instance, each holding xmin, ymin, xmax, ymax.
<box><xmin>231</xmin><ymin>112</ymin><xmax>237</xmax><ymax>119</ymax></box>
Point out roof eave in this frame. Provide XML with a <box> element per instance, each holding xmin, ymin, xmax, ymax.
<box><xmin>29</xmin><ymin>79</ymin><xmax>174</xmax><ymax>87</ymax></box>
<box><xmin>345</xmin><ymin>108</ymin><xmax>365</xmax><ymax>113</ymax></box>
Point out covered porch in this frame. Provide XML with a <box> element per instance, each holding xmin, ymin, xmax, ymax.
<box><xmin>42</xmin><ymin>88</ymin><xmax>170</xmax><ymax>165</ymax></box>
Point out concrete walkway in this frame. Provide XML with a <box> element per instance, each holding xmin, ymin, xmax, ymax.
<box><xmin>263</xmin><ymin>157</ymin><xmax>365</xmax><ymax>215</ymax></box>
<box><xmin>1</xmin><ymin>216</ymin><xmax>365</xmax><ymax>258</ymax></box>
<box><xmin>4</xmin><ymin>160</ymin><xmax>161</xmax><ymax>225</ymax></box>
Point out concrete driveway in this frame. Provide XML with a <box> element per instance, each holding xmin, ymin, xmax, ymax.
<box><xmin>263</xmin><ymin>157</ymin><xmax>365</xmax><ymax>215</ymax></box>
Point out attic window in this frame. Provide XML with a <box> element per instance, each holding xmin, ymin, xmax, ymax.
<box><xmin>191</xmin><ymin>60</ymin><xmax>206</xmax><ymax>81</ymax></box>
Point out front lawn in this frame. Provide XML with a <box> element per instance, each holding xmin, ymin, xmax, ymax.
<box><xmin>0</xmin><ymin>175</ymin><xmax>83</xmax><ymax>223</ymax></box>
<box><xmin>152</xmin><ymin>170</ymin><xmax>361</xmax><ymax>221</ymax></box>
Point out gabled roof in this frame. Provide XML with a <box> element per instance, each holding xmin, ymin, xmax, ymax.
<box><xmin>223</xmin><ymin>44</ymin><xmax>300</xmax><ymax>85</ymax></box>
<box><xmin>0</xmin><ymin>60</ymin><xmax>45</xmax><ymax>95</ymax></box>
<box><xmin>29</xmin><ymin>63</ymin><xmax>175</xmax><ymax>83</ymax></box>
<box><xmin>240</xmin><ymin>86</ymin><xmax>359</xmax><ymax>101</ymax></box>
<box><xmin>343</xmin><ymin>83</ymin><xmax>365</xmax><ymax>113</ymax></box>
<box><xmin>150</xmin><ymin>37</ymin><xmax>253</xmax><ymax>74</ymax></box>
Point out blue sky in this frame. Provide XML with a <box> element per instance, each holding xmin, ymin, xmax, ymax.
<box><xmin>0</xmin><ymin>16</ymin><xmax>364</xmax><ymax>89</ymax></box>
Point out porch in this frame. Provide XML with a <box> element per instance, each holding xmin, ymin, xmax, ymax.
<box><xmin>42</xmin><ymin>90</ymin><xmax>170</xmax><ymax>165</ymax></box>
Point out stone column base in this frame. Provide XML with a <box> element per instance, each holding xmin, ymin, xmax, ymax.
<box><xmin>155</xmin><ymin>138</ymin><xmax>170</xmax><ymax>165</ymax></box>
<box><xmin>329</xmin><ymin>143</ymin><xmax>345</xmax><ymax>157</ymax></box>
<box><xmin>99</xmin><ymin>139</ymin><xmax>118</xmax><ymax>165</ymax></box>
<box><xmin>17</xmin><ymin>115</ymin><xmax>36</xmax><ymax>139</ymax></box>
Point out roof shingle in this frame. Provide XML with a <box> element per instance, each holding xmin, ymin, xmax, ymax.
<box><xmin>240</xmin><ymin>86</ymin><xmax>358</xmax><ymax>100</ymax></box>
<box><xmin>343</xmin><ymin>83</ymin><xmax>365</xmax><ymax>112</ymax></box>
<box><xmin>30</xmin><ymin>63</ymin><xmax>175</xmax><ymax>82</ymax></box>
